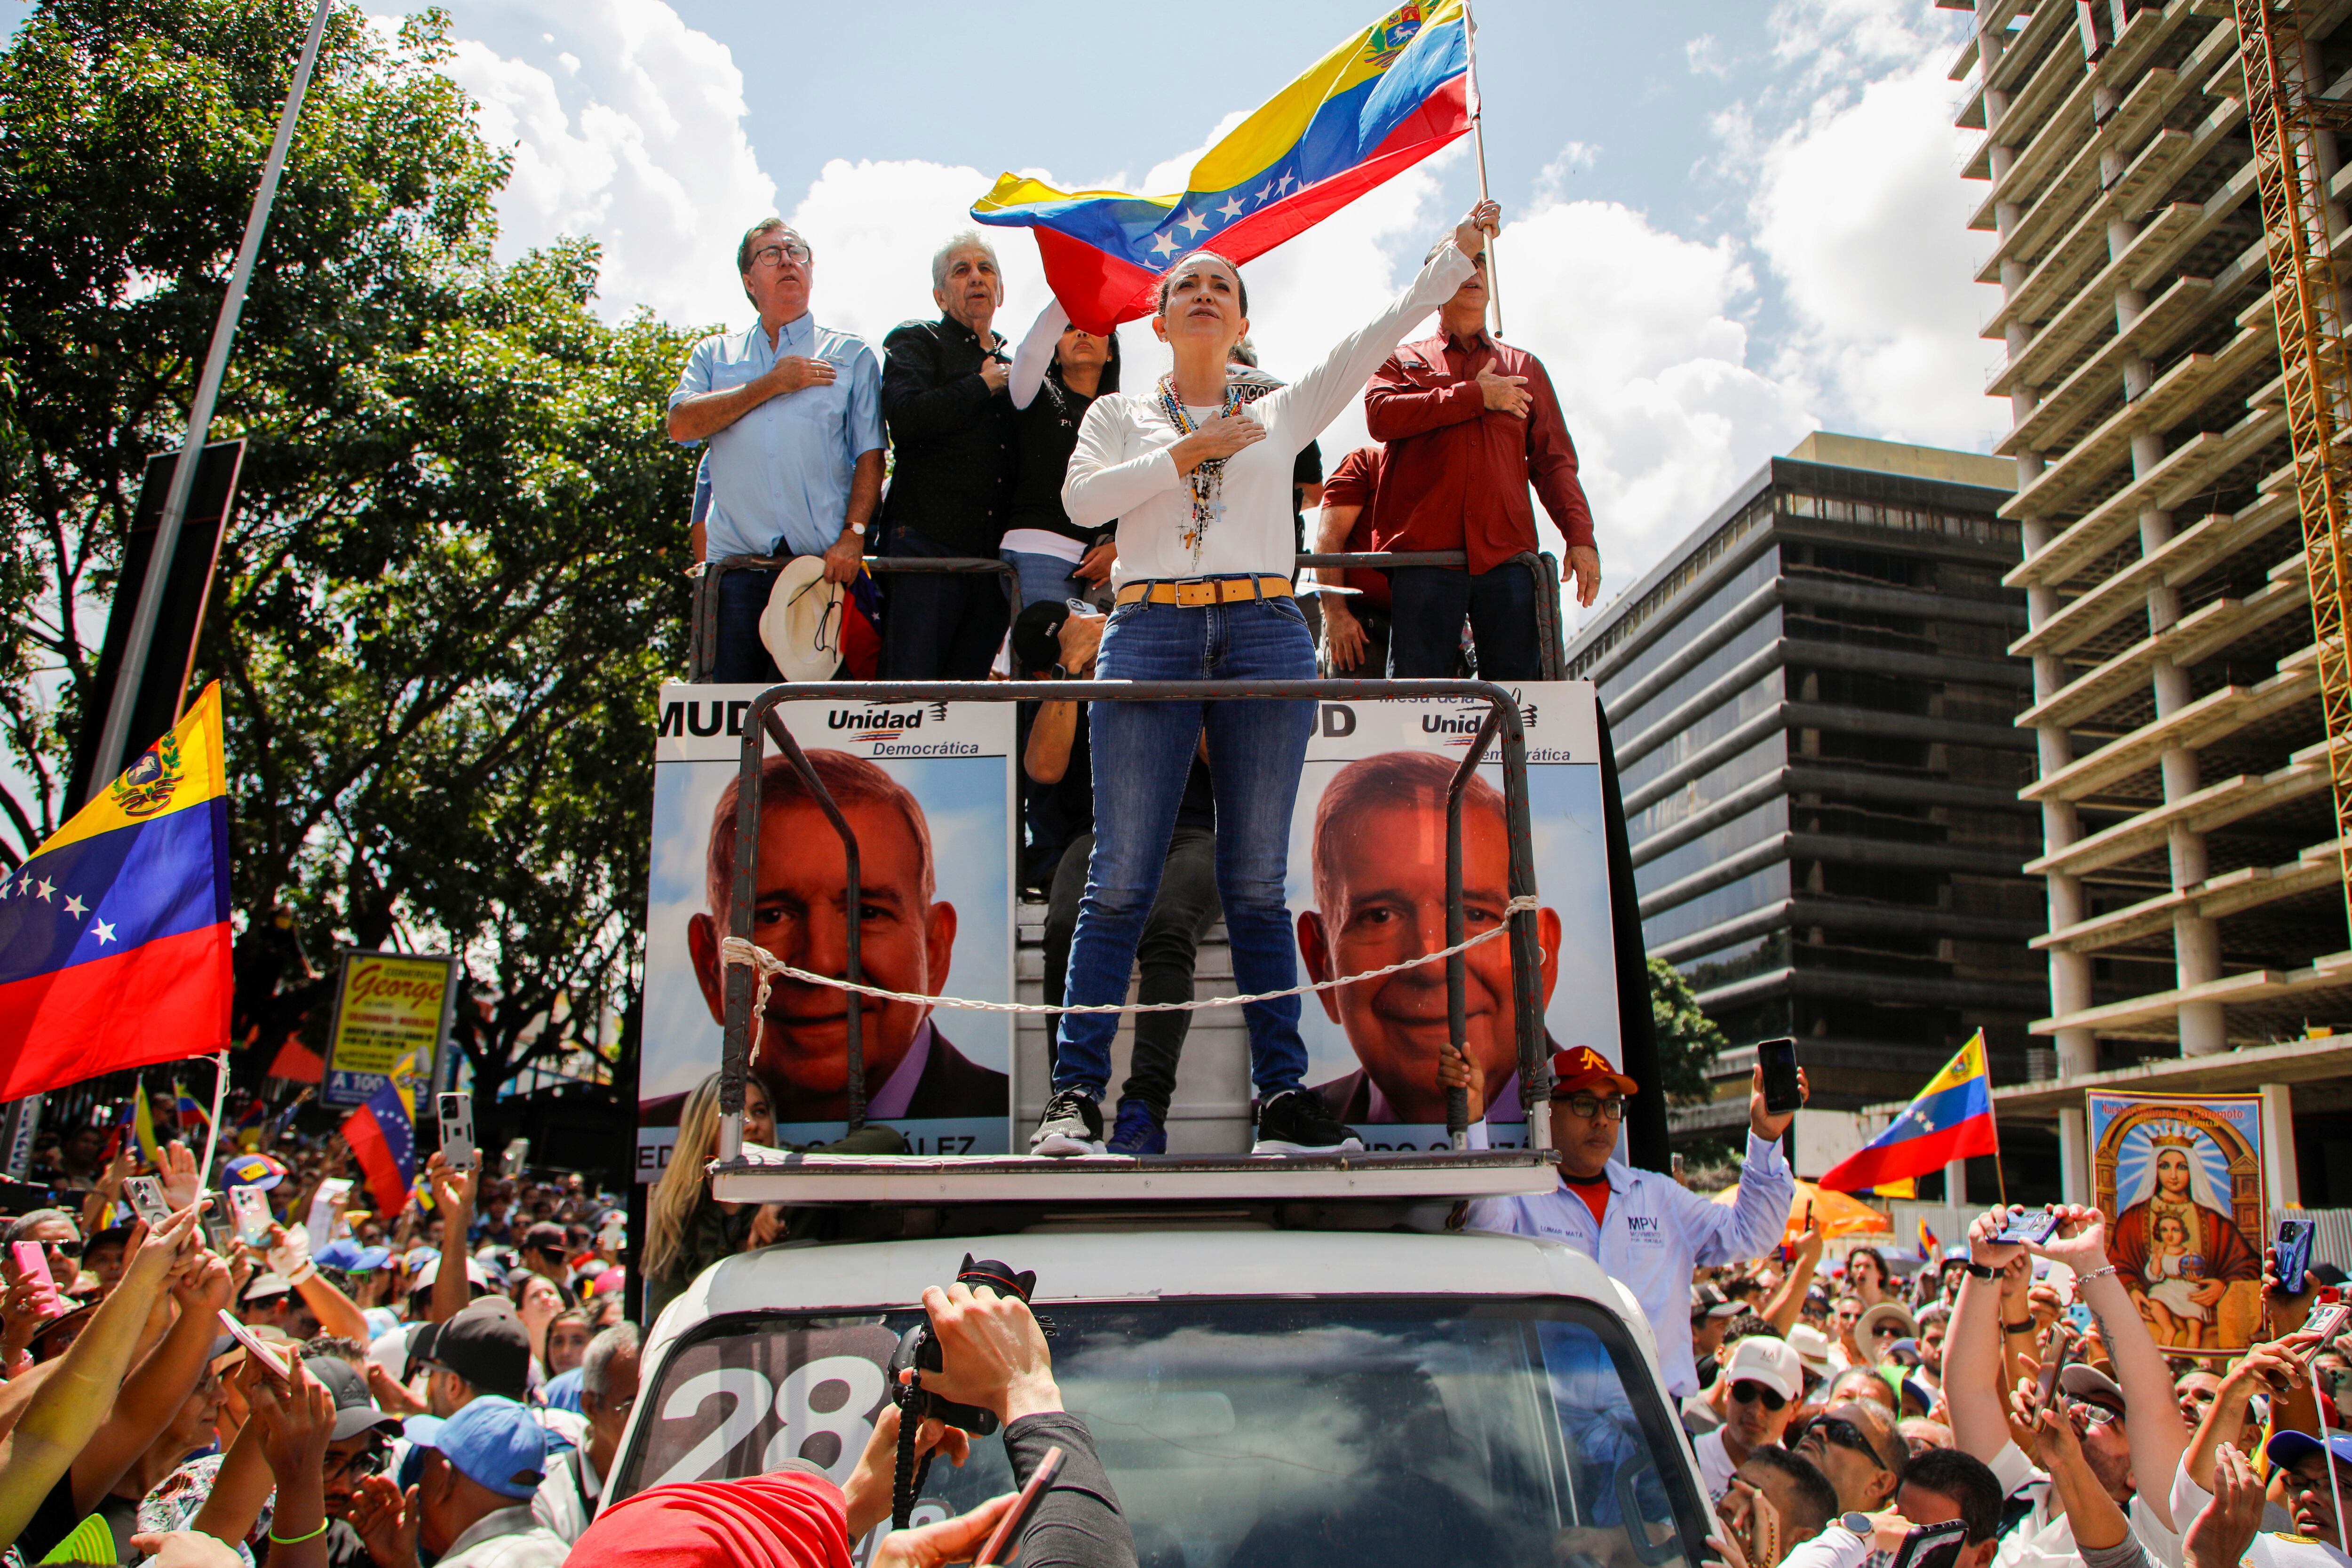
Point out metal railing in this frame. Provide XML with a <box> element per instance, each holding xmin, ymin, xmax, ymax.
<box><xmin>687</xmin><ymin>554</ymin><xmax>1021</xmax><ymax>683</ymax></box>
<box><xmin>715</xmin><ymin>678</ymin><xmax>1554</xmax><ymax>1163</ymax></box>
<box><xmin>690</xmin><ymin>550</ymin><xmax>1567</xmax><ymax>682</ymax></box>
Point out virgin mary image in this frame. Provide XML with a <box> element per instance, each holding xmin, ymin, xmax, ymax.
<box><xmin>2109</xmin><ymin>1124</ymin><xmax>2259</xmax><ymax>1336</ymax></box>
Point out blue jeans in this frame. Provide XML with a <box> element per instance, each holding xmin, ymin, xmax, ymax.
<box><xmin>1055</xmin><ymin>592</ymin><xmax>1317</xmax><ymax>1101</ymax></box>
<box><xmin>712</xmin><ymin>566</ymin><xmax>785</xmax><ymax>684</ymax></box>
<box><xmin>1388</xmin><ymin>562</ymin><xmax>1543</xmax><ymax>680</ymax></box>
<box><xmin>1001</xmin><ymin>548</ymin><xmax>1090</xmax><ymax>610</ymax></box>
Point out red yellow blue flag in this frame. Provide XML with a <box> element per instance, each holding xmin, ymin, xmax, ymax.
<box><xmin>0</xmin><ymin>685</ymin><xmax>231</xmax><ymax>1099</ymax></box>
<box><xmin>1818</xmin><ymin>1030</ymin><xmax>1999</xmax><ymax>1194</ymax></box>
<box><xmin>971</xmin><ymin>0</ymin><xmax>1474</xmax><ymax>333</ymax></box>
<box><xmin>342</xmin><ymin>1057</ymin><xmax>418</xmax><ymax>1218</ymax></box>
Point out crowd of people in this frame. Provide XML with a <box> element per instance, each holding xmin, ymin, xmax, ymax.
<box><xmin>667</xmin><ymin>210</ymin><xmax>1603</xmax><ymax>691</ymax></box>
<box><xmin>0</xmin><ymin>1110</ymin><xmax>638</xmax><ymax>1566</ymax></box>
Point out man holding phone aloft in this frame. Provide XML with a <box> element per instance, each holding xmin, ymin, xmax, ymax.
<box><xmin>1452</xmin><ymin>1046</ymin><xmax>1805</xmax><ymax>1398</ymax></box>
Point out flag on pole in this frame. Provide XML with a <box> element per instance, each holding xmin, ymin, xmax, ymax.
<box><xmin>173</xmin><ymin>1081</ymin><xmax>211</xmax><ymax>1132</ymax></box>
<box><xmin>0</xmin><ymin>684</ymin><xmax>231</xmax><ymax>1099</ymax></box>
<box><xmin>970</xmin><ymin>1</ymin><xmax>1473</xmax><ymax>332</ymax></box>
<box><xmin>1918</xmin><ymin>1217</ymin><xmax>1940</xmax><ymax>1260</ymax></box>
<box><xmin>341</xmin><ymin>1070</ymin><xmax>416</xmax><ymax>1218</ymax></box>
<box><xmin>1818</xmin><ymin>1031</ymin><xmax>1999</xmax><ymax>1194</ymax></box>
<box><xmin>132</xmin><ymin>1089</ymin><xmax>162</xmax><ymax>1166</ymax></box>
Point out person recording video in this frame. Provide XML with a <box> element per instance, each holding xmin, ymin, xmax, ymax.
<box><xmin>570</xmin><ymin>1274</ymin><xmax>1136</xmax><ymax>1568</ymax></box>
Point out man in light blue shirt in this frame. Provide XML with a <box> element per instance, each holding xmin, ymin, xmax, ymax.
<box><xmin>1454</xmin><ymin>1045</ymin><xmax>1805</xmax><ymax>1399</ymax></box>
<box><xmin>668</xmin><ymin>219</ymin><xmax>884</xmax><ymax>682</ymax></box>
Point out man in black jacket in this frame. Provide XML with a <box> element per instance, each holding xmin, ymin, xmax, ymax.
<box><xmin>880</xmin><ymin>232</ymin><xmax>1019</xmax><ymax>680</ymax></box>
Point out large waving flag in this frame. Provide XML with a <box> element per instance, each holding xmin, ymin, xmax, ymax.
<box><xmin>342</xmin><ymin>1064</ymin><xmax>418</xmax><ymax>1218</ymax></box>
<box><xmin>0</xmin><ymin>685</ymin><xmax>232</xmax><ymax>1099</ymax></box>
<box><xmin>972</xmin><ymin>0</ymin><xmax>1474</xmax><ymax>333</ymax></box>
<box><xmin>1818</xmin><ymin>1030</ymin><xmax>2000</xmax><ymax>1194</ymax></box>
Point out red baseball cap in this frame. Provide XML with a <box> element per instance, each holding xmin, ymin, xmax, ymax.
<box><xmin>1550</xmin><ymin>1046</ymin><xmax>1637</xmax><ymax>1098</ymax></box>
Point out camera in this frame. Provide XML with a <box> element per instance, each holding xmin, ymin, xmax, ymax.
<box><xmin>887</xmin><ymin>1255</ymin><xmax>1046</xmax><ymax>1528</ymax></box>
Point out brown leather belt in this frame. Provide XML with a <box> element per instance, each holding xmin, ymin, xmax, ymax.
<box><xmin>1113</xmin><ymin>575</ymin><xmax>1295</xmax><ymax>608</ymax></box>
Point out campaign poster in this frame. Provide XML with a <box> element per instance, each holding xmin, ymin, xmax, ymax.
<box><xmin>1287</xmin><ymin>682</ymin><xmax>1620</xmax><ymax>1151</ymax></box>
<box><xmin>2088</xmin><ymin>1090</ymin><xmax>2266</xmax><ymax>1352</ymax></box>
<box><xmin>322</xmin><ymin>950</ymin><xmax>456</xmax><ymax>1108</ymax></box>
<box><xmin>636</xmin><ymin>686</ymin><xmax>1016</xmax><ymax>1178</ymax></box>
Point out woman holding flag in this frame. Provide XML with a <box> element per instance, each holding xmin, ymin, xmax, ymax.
<box><xmin>1027</xmin><ymin>199</ymin><xmax>1500</xmax><ymax>1158</ymax></box>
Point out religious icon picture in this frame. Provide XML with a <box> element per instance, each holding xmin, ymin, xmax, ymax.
<box><xmin>2087</xmin><ymin>1090</ymin><xmax>2267</xmax><ymax>1352</ymax></box>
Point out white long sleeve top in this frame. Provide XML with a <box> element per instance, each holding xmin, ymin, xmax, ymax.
<box><xmin>1062</xmin><ymin>240</ymin><xmax>1476</xmax><ymax>585</ymax></box>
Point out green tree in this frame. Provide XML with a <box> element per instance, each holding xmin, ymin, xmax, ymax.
<box><xmin>1650</xmin><ymin>955</ymin><xmax>1726</xmax><ymax>1106</ymax></box>
<box><xmin>0</xmin><ymin>0</ymin><xmax>699</xmax><ymax>1109</ymax></box>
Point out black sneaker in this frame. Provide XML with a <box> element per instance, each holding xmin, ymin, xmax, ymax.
<box><xmin>1251</xmin><ymin>1089</ymin><xmax>1365</xmax><ymax>1155</ymax></box>
<box><xmin>1031</xmin><ymin>1088</ymin><xmax>1105</xmax><ymax>1156</ymax></box>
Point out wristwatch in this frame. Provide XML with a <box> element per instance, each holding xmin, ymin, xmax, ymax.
<box><xmin>1048</xmin><ymin>664</ymin><xmax>1070</xmax><ymax>681</ymax></box>
<box><xmin>1839</xmin><ymin>1513</ymin><xmax>1875</xmax><ymax>1539</ymax></box>
<box><xmin>1962</xmin><ymin>1260</ymin><xmax>1998</xmax><ymax>1280</ymax></box>
<box><xmin>847</xmin><ymin>521</ymin><xmax>866</xmax><ymax>536</ymax></box>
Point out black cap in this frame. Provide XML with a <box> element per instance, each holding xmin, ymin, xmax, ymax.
<box><xmin>409</xmin><ymin>1299</ymin><xmax>530</xmax><ymax>1400</ymax></box>
<box><xmin>1011</xmin><ymin>601</ymin><xmax>1070</xmax><ymax>676</ymax></box>
<box><xmin>303</xmin><ymin>1356</ymin><xmax>403</xmax><ymax>1441</ymax></box>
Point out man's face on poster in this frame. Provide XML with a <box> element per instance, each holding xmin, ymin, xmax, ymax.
<box><xmin>1298</xmin><ymin>799</ymin><xmax>1560</xmax><ymax>1122</ymax></box>
<box><xmin>687</xmin><ymin>797</ymin><xmax>955</xmax><ymax>1121</ymax></box>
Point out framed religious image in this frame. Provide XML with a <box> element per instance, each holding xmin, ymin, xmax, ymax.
<box><xmin>2087</xmin><ymin>1090</ymin><xmax>2266</xmax><ymax>1352</ymax></box>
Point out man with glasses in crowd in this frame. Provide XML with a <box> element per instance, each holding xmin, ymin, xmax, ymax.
<box><xmin>1695</xmin><ymin>1333</ymin><xmax>1804</xmax><ymax>1501</ymax></box>
<box><xmin>1457</xmin><ymin>1045</ymin><xmax>1806</xmax><ymax>1398</ymax></box>
<box><xmin>667</xmin><ymin>218</ymin><xmax>885</xmax><ymax>683</ymax></box>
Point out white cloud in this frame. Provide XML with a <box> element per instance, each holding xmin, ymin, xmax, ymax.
<box><xmin>1685</xmin><ymin>33</ymin><xmax>1730</xmax><ymax>79</ymax></box>
<box><xmin>436</xmin><ymin>0</ymin><xmax>775</xmax><ymax>329</ymax></box>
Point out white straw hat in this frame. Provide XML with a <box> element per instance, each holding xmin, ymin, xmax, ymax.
<box><xmin>759</xmin><ymin>556</ymin><xmax>844</xmax><ymax>682</ymax></box>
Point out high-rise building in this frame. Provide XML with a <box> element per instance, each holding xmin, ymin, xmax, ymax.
<box><xmin>1956</xmin><ymin>0</ymin><xmax>2352</xmax><ymax>1208</ymax></box>
<box><xmin>1566</xmin><ymin>434</ymin><xmax>2050</xmax><ymax>1163</ymax></box>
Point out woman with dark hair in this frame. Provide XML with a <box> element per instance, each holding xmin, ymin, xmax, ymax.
<box><xmin>1030</xmin><ymin>199</ymin><xmax>1502</xmax><ymax>1159</ymax></box>
<box><xmin>1002</xmin><ymin>304</ymin><xmax>1122</xmax><ymax>607</ymax></box>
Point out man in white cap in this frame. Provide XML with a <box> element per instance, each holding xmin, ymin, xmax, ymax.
<box><xmin>1696</xmin><ymin>1335</ymin><xmax>1804</xmax><ymax>1501</ymax></box>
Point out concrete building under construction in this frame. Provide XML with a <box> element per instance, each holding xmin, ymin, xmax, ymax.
<box><xmin>1951</xmin><ymin>0</ymin><xmax>2352</xmax><ymax>1210</ymax></box>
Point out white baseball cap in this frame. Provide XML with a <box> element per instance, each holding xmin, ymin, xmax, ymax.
<box><xmin>1724</xmin><ymin>1335</ymin><xmax>1804</xmax><ymax>1401</ymax></box>
<box><xmin>1786</xmin><ymin>1323</ymin><xmax>1835</xmax><ymax>1377</ymax></box>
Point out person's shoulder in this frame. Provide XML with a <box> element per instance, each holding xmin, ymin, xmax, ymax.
<box><xmin>883</xmin><ymin>318</ymin><xmax>945</xmax><ymax>350</ymax></box>
<box><xmin>688</xmin><ymin>323</ymin><xmax>749</xmax><ymax>358</ymax></box>
<box><xmin>820</xmin><ymin>324</ymin><xmax>881</xmax><ymax>362</ymax></box>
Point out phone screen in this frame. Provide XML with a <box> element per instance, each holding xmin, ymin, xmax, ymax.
<box><xmin>1758</xmin><ymin>1037</ymin><xmax>1802</xmax><ymax>1116</ymax></box>
<box><xmin>974</xmin><ymin>1446</ymin><xmax>1062</xmax><ymax>1567</ymax></box>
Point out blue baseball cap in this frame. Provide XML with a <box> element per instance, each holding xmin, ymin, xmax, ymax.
<box><xmin>2267</xmin><ymin>1430</ymin><xmax>2352</xmax><ymax>1472</ymax></box>
<box><xmin>407</xmin><ymin>1395</ymin><xmax>547</xmax><ymax>1499</ymax></box>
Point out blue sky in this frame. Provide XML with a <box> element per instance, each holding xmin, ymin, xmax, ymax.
<box><xmin>12</xmin><ymin>0</ymin><xmax>1999</xmax><ymax>612</ymax></box>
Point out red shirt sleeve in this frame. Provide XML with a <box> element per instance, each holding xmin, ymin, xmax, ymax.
<box><xmin>1518</xmin><ymin>358</ymin><xmax>1594</xmax><ymax>551</ymax></box>
<box><xmin>1364</xmin><ymin>347</ymin><xmax>1486</xmax><ymax>441</ymax></box>
<box><xmin>1321</xmin><ymin>447</ymin><xmax>1377</xmax><ymax>510</ymax></box>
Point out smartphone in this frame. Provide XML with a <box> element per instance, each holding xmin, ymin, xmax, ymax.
<box><xmin>2304</xmin><ymin>1300</ymin><xmax>2352</xmax><ymax>1353</ymax></box>
<box><xmin>2035</xmin><ymin>1321</ymin><xmax>2076</xmax><ymax>1405</ymax></box>
<box><xmin>123</xmin><ymin>1176</ymin><xmax>172</xmax><ymax>1230</ymax></box>
<box><xmin>9</xmin><ymin>1242</ymin><xmax>61</xmax><ymax>1318</ymax></box>
<box><xmin>305</xmin><ymin>1178</ymin><xmax>351</xmax><ymax>1257</ymax></box>
<box><xmin>438</xmin><ymin>1093</ymin><xmax>477</xmax><ymax>1173</ymax></box>
<box><xmin>1888</xmin><ymin>1520</ymin><xmax>1970</xmax><ymax>1568</ymax></box>
<box><xmin>1994</xmin><ymin>1207</ymin><xmax>2061</xmax><ymax>1246</ymax></box>
<box><xmin>501</xmin><ymin>1137</ymin><xmax>530</xmax><ymax>1178</ymax></box>
<box><xmin>973</xmin><ymin>1445</ymin><xmax>1063</xmax><ymax>1567</ymax></box>
<box><xmin>228</xmin><ymin>1184</ymin><xmax>274</xmax><ymax>1250</ymax></box>
<box><xmin>2279</xmin><ymin>1217</ymin><xmax>2320</xmax><ymax>1296</ymax></box>
<box><xmin>1758</xmin><ymin>1037</ymin><xmax>1803</xmax><ymax>1116</ymax></box>
<box><xmin>215</xmin><ymin>1309</ymin><xmax>289</xmax><ymax>1379</ymax></box>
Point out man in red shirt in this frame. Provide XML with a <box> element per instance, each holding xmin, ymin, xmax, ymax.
<box><xmin>1363</xmin><ymin>247</ymin><xmax>1599</xmax><ymax>679</ymax></box>
<box><xmin>1309</xmin><ymin>446</ymin><xmax>1394</xmax><ymax>674</ymax></box>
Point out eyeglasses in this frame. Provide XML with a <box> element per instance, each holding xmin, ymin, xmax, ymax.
<box><xmin>325</xmin><ymin>1444</ymin><xmax>392</xmax><ymax>1483</ymax></box>
<box><xmin>1800</xmin><ymin>1415</ymin><xmax>1893</xmax><ymax>1473</ymax></box>
<box><xmin>1731</xmin><ymin>1380</ymin><xmax>1788</xmax><ymax>1412</ymax></box>
<box><xmin>1556</xmin><ymin>1094</ymin><xmax>1626</xmax><ymax>1122</ymax></box>
<box><xmin>749</xmin><ymin>239</ymin><xmax>812</xmax><ymax>269</ymax></box>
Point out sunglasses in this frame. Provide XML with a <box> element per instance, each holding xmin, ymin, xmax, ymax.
<box><xmin>42</xmin><ymin>1239</ymin><xmax>82</xmax><ymax>1260</ymax></box>
<box><xmin>1557</xmin><ymin>1094</ymin><xmax>1627</xmax><ymax>1122</ymax></box>
<box><xmin>1800</xmin><ymin>1415</ymin><xmax>1894</xmax><ymax>1472</ymax></box>
<box><xmin>1731</xmin><ymin>1380</ymin><xmax>1788</xmax><ymax>1412</ymax></box>
<box><xmin>1870</xmin><ymin>1324</ymin><xmax>1904</xmax><ymax>1339</ymax></box>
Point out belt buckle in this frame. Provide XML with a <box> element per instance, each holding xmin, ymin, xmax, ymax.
<box><xmin>1176</xmin><ymin>579</ymin><xmax>1216</xmax><ymax>608</ymax></box>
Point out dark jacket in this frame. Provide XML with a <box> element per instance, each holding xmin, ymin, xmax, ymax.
<box><xmin>902</xmin><ymin>1027</ymin><xmax>1009</xmax><ymax>1116</ymax></box>
<box><xmin>878</xmin><ymin>316</ymin><xmax>1017</xmax><ymax>556</ymax></box>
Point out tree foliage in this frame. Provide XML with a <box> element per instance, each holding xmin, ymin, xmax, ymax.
<box><xmin>1650</xmin><ymin>956</ymin><xmax>1726</xmax><ymax>1107</ymax></box>
<box><xmin>0</xmin><ymin>0</ymin><xmax>701</xmax><ymax>1101</ymax></box>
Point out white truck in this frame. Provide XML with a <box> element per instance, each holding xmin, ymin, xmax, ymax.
<box><xmin>606</xmin><ymin>1174</ymin><xmax>1711</xmax><ymax>1568</ymax></box>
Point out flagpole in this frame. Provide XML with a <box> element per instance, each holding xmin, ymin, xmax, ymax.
<box><xmin>1462</xmin><ymin>0</ymin><xmax>1503</xmax><ymax>337</ymax></box>
<box><xmin>1983</xmin><ymin>1033</ymin><xmax>2010</xmax><ymax>1210</ymax></box>
<box><xmin>197</xmin><ymin>1051</ymin><xmax>230</xmax><ymax>1203</ymax></box>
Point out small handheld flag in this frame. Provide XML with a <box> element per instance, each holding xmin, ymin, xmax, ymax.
<box><xmin>0</xmin><ymin>685</ymin><xmax>231</xmax><ymax>1099</ymax></box>
<box><xmin>972</xmin><ymin>1</ymin><xmax>1473</xmax><ymax>332</ymax></box>
<box><xmin>1818</xmin><ymin>1031</ymin><xmax>2000</xmax><ymax>1194</ymax></box>
<box><xmin>342</xmin><ymin>1075</ymin><xmax>416</xmax><ymax>1219</ymax></box>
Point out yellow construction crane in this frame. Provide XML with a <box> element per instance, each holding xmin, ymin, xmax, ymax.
<box><xmin>2236</xmin><ymin>0</ymin><xmax>2352</xmax><ymax>928</ymax></box>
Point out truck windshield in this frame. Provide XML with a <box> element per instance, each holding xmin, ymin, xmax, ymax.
<box><xmin>612</xmin><ymin>1297</ymin><xmax>1706</xmax><ymax>1568</ymax></box>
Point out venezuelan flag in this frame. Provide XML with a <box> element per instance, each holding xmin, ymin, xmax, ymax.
<box><xmin>1818</xmin><ymin>1030</ymin><xmax>2000</xmax><ymax>1194</ymax></box>
<box><xmin>342</xmin><ymin>1072</ymin><xmax>416</xmax><ymax>1219</ymax></box>
<box><xmin>0</xmin><ymin>685</ymin><xmax>230</xmax><ymax>1100</ymax></box>
<box><xmin>971</xmin><ymin>0</ymin><xmax>1473</xmax><ymax>333</ymax></box>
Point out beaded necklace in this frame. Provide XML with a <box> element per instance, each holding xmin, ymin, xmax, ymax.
<box><xmin>1156</xmin><ymin>373</ymin><xmax>1244</xmax><ymax>563</ymax></box>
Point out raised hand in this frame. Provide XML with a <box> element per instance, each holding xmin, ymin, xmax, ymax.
<box><xmin>424</xmin><ymin>1150</ymin><xmax>477</xmax><ymax>1218</ymax></box>
<box><xmin>2185</xmin><ymin>1444</ymin><xmax>2266</xmax><ymax>1568</ymax></box>
<box><xmin>158</xmin><ymin>1140</ymin><xmax>202</xmax><ymax>1212</ymax></box>
<box><xmin>1749</xmin><ymin>1063</ymin><xmax>1807</xmax><ymax>1139</ymax></box>
<box><xmin>1454</xmin><ymin>199</ymin><xmax>1502</xmax><ymax>257</ymax></box>
<box><xmin>907</xmin><ymin>1281</ymin><xmax>1061</xmax><ymax>1426</ymax></box>
<box><xmin>346</xmin><ymin>1475</ymin><xmax>420</xmax><ymax>1568</ymax></box>
<box><xmin>2029</xmin><ymin>1203</ymin><xmax>2111</xmax><ymax>1275</ymax></box>
<box><xmin>250</xmin><ymin>1360</ymin><xmax>335</xmax><ymax>1484</ymax></box>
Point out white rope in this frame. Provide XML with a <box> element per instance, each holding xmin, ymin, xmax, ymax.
<box><xmin>720</xmin><ymin>894</ymin><xmax>1540</xmax><ymax>1019</ymax></box>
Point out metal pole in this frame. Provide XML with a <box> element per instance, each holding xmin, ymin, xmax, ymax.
<box><xmin>1462</xmin><ymin>0</ymin><xmax>1503</xmax><ymax>337</ymax></box>
<box><xmin>1443</xmin><ymin>712</ymin><xmax>1502</xmax><ymax>1152</ymax></box>
<box><xmin>85</xmin><ymin>0</ymin><xmax>334</xmax><ymax>799</ymax></box>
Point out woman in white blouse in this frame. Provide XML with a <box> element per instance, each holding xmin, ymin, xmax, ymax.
<box><xmin>1029</xmin><ymin>199</ymin><xmax>1502</xmax><ymax>1158</ymax></box>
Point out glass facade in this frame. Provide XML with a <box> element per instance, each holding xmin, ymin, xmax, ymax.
<box><xmin>1570</xmin><ymin>454</ymin><xmax>2046</xmax><ymax>1133</ymax></box>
